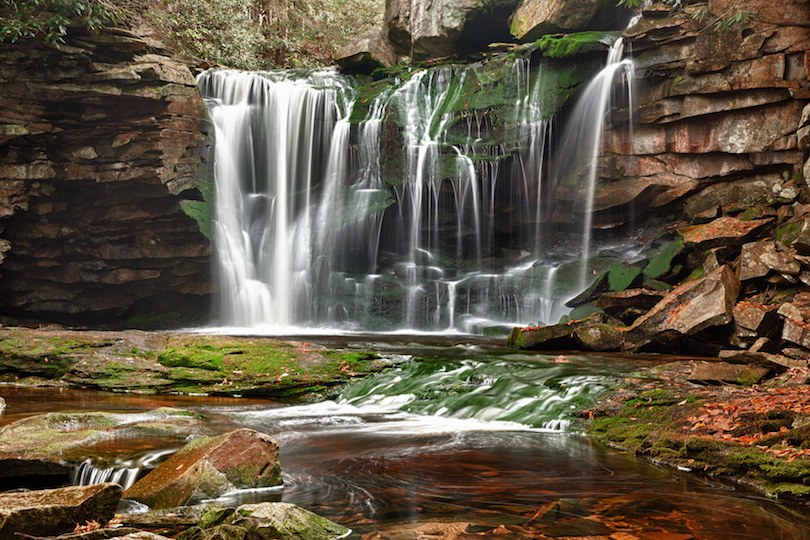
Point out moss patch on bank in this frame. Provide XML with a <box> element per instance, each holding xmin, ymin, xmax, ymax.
<box><xmin>583</xmin><ymin>361</ymin><xmax>810</xmax><ymax>500</ymax></box>
<box><xmin>0</xmin><ymin>327</ymin><xmax>389</xmax><ymax>400</ymax></box>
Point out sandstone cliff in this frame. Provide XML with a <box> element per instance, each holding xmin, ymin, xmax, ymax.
<box><xmin>0</xmin><ymin>27</ymin><xmax>213</xmax><ymax>327</ymax></box>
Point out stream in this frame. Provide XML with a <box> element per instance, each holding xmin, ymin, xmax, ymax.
<box><xmin>2</xmin><ymin>338</ymin><xmax>809</xmax><ymax>539</ymax></box>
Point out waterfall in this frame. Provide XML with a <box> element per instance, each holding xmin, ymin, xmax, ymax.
<box><xmin>198</xmin><ymin>45</ymin><xmax>634</xmax><ymax>334</ymax></box>
<box><xmin>71</xmin><ymin>460</ymin><xmax>141</xmax><ymax>490</ymax></box>
<box><xmin>552</xmin><ymin>38</ymin><xmax>635</xmax><ymax>293</ymax></box>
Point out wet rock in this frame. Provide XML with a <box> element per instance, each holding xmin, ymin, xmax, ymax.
<box><xmin>507</xmin><ymin>313</ymin><xmax>614</xmax><ymax>350</ymax></box>
<box><xmin>335</xmin><ymin>29</ymin><xmax>397</xmax><ymax>73</ymax></box>
<box><xmin>687</xmin><ymin>361</ymin><xmax>772</xmax><ymax>385</ymax></box>
<box><xmin>0</xmin><ymin>408</ymin><xmax>214</xmax><ymax>484</ymax></box>
<box><xmin>607</xmin><ymin>263</ymin><xmax>643</xmax><ymax>292</ymax></box>
<box><xmin>123</xmin><ymin>429</ymin><xmax>282</xmax><ymax>509</ymax></box>
<box><xmin>572</xmin><ymin>323</ymin><xmax>624</xmax><ymax>352</ymax></box>
<box><xmin>120</xmin><ymin>504</ymin><xmax>233</xmax><ymax>536</ymax></box>
<box><xmin>0</xmin><ymin>483</ymin><xmax>121</xmax><ymax>540</ymax></box>
<box><xmin>510</xmin><ymin>0</ymin><xmax>626</xmax><ymax>42</ymax></box>
<box><xmin>229</xmin><ymin>502</ymin><xmax>350</xmax><ymax>540</ymax></box>
<box><xmin>625</xmin><ymin>265</ymin><xmax>740</xmax><ymax>351</ymax></box>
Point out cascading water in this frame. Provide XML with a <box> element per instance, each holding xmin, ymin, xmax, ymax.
<box><xmin>552</xmin><ymin>39</ymin><xmax>635</xmax><ymax>293</ymax></box>
<box><xmin>198</xmin><ymin>41</ymin><xmax>634</xmax><ymax>334</ymax></box>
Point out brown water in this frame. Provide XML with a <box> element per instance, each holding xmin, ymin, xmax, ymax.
<box><xmin>1</xmin><ymin>340</ymin><xmax>809</xmax><ymax>539</ymax></box>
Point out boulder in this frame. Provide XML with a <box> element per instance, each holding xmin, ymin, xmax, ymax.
<box><xmin>0</xmin><ymin>483</ymin><xmax>122</xmax><ymax>540</ymax></box>
<box><xmin>624</xmin><ymin>265</ymin><xmax>740</xmax><ymax>350</ymax></box>
<box><xmin>335</xmin><ymin>29</ymin><xmax>397</xmax><ymax>73</ymax></box>
<box><xmin>781</xmin><ymin>318</ymin><xmax>810</xmax><ymax>349</ymax></box>
<box><xmin>572</xmin><ymin>323</ymin><xmax>624</xmax><ymax>351</ymax></box>
<box><xmin>229</xmin><ymin>502</ymin><xmax>350</xmax><ymax>540</ymax></box>
<box><xmin>510</xmin><ymin>0</ymin><xmax>625</xmax><ymax>42</ymax></box>
<box><xmin>385</xmin><ymin>0</ymin><xmax>520</xmax><ymax>58</ymax></box>
<box><xmin>123</xmin><ymin>429</ymin><xmax>282</xmax><ymax>509</ymax></box>
<box><xmin>687</xmin><ymin>361</ymin><xmax>772</xmax><ymax>385</ymax></box>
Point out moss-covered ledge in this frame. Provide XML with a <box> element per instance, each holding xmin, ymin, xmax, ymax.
<box><xmin>0</xmin><ymin>327</ymin><xmax>391</xmax><ymax>400</ymax></box>
<box><xmin>581</xmin><ymin>360</ymin><xmax>810</xmax><ymax>500</ymax></box>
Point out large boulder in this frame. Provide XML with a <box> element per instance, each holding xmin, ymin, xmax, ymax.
<box><xmin>385</xmin><ymin>0</ymin><xmax>521</xmax><ymax>58</ymax></box>
<box><xmin>335</xmin><ymin>29</ymin><xmax>398</xmax><ymax>73</ymax></box>
<box><xmin>0</xmin><ymin>483</ymin><xmax>122</xmax><ymax>540</ymax></box>
<box><xmin>624</xmin><ymin>265</ymin><xmax>740</xmax><ymax>350</ymax></box>
<box><xmin>510</xmin><ymin>0</ymin><xmax>626</xmax><ymax>42</ymax></box>
<box><xmin>123</xmin><ymin>429</ymin><xmax>282</xmax><ymax>509</ymax></box>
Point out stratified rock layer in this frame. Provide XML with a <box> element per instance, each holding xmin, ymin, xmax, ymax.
<box><xmin>0</xmin><ymin>27</ymin><xmax>212</xmax><ymax>327</ymax></box>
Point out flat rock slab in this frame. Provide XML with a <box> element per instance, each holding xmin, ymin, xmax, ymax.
<box><xmin>677</xmin><ymin>217</ymin><xmax>770</xmax><ymax>248</ymax></box>
<box><xmin>0</xmin><ymin>483</ymin><xmax>121</xmax><ymax>540</ymax></box>
<box><xmin>688</xmin><ymin>361</ymin><xmax>772</xmax><ymax>385</ymax></box>
<box><xmin>123</xmin><ymin>428</ymin><xmax>282</xmax><ymax>509</ymax></box>
<box><xmin>0</xmin><ymin>408</ymin><xmax>216</xmax><ymax>478</ymax></box>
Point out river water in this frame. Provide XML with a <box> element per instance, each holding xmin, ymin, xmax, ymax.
<box><xmin>2</xmin><ymin>338</ymin><xmax>809</xmax><ymax>539</ymax></box>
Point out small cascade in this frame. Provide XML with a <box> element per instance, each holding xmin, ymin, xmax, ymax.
<box><xmin>234</xmin><ymin>353</ymin><xmax>610</xmax><ymax>434</ymax></box>
<box><xmin>199</xmin><ymin>41</ymin><xmax>635</xmax><ymax>334</ymax></box>
<box><xmin>552</xmin><ymin>38</ymin><xmax>635</xmax><ymax>293</ymax></box>
<box><xmin>71</xmin><ymin>460</ymin><xmax>141</xmax><ymax>491</ymax></box>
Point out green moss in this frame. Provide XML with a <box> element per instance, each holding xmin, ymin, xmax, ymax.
<box><xmin>643</xmin><ymin>237</ymin><xmax>685</xmax><ymax>279</ymax></box>
<box><xmin>531</xmin><ymin>31</ymin><xmax>621</xmax><ymax>59</ymax></box>
<box><xmin>775</xmin><ymin>221</ymin><xmax>802</xmax><ymax>244</ymax></box>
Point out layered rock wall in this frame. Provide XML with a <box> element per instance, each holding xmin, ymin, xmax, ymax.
<box><xmin>0</xmin><ymin>28</ymin><xmax>213</xmax><ymax>327</ymax></box>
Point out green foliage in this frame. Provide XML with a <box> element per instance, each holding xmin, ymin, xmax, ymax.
<box><xmin>154</xmin><ymin>0</ymin><xmax>268</xmax><ymax>70</ymax></box>
<box><xmin>620</xmin><ymin>0</ymin><xmax>755</xmax><ymax>34</ymax></box>
<box><xmin>0</xmin><ymin>0</ymin><xmax>124</xmax><ymax>45</ymax></box>
<box><xmin>154</xmin><ymin>0</ymin><xmax>384</xmax><ymax>69</ymax></box>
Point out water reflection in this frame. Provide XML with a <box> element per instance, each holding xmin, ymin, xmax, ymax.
<box><xmin>1</xmin><ymin>342</ymin><xmax>809</xmax><ymax>539</ymax></box>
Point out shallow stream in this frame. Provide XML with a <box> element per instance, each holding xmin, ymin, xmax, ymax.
<box><xmin>2</xmin><ymin>338</ymin><xmax>809</xmax><ymax>539</ymax></box>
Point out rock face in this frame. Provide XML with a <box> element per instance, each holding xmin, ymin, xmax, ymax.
<box><xmin>123</xmin><ymin>429</ymin><xmax>282</xmax><ymax>509</ymax></box>
<box><xmin>591</xmin><ymin>2</ymin><xmax>810</xmax><ymax>231</ymax></box>
<box><xmin>335</xmin><ymin>29</ymin><xmax>398</xmax><ymax>73</ymax></box>
<box><xmin>0</xmin><ymin>483</ymin><xmax>122</xmax><ymax>540</ymax></box>
<box><xmin>510</xmin><ymin>0</ymin><xmax>627</xmax><ymax>42</ymax></box>
<box><xmin>385</xmin><ymin>0</ymin><xmax>520</xmax><ymax>58</ymax></box>
<box><xmin>0</xmin><ymin>27</ymin><xmax>212</xmax><ymax>327</ymax></box>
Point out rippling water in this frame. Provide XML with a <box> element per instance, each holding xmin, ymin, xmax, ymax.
<box><xmin>2</xmin><ymin>339</ymin><xmax>809</xmax><ymax>539</ymax></box>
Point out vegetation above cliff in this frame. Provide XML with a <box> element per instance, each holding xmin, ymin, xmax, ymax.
<box><xmin>0</xmin><ymin>0</ymin><xmax>385</xmax><ymax>69</ymax></box>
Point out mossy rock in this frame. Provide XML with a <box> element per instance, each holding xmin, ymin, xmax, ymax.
<box><xmin>531</xmin><ymin>31</ymin><xmax>620</xmax><ymax>59</ymax></box>
<box><xmin>643</xmin><ymin>237</ymin><xmax>685</xmax><ymax>280</ymax></box>
<box><xmin>607</xmin><ymin>264</ymin><xmax>642</xmax><ymax>292</ymax></box>
<box><xmin>159</xmin><ymin>347</ymin><xmax>224</xmax><ymax>370</ymax></box>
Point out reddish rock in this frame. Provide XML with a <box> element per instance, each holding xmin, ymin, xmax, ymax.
<box><xmin>624</xmin><ymin>265</ymin><xmax>740</xmax><ymax>350</ymax></box>
<box><xmin>677</xmin><ymin>217</ymin><xmax>771</xmax><ymax>249</ymax></box>
<box><xmin>123</xmin><ymin>429</ymin><xmax>282</xmax><ymax>509</ymax></box>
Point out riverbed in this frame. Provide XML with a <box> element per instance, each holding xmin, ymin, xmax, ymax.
<box><xmin>2</xmin><ymin>338</ymin><xmax>809</xmax><ymax>539</ymax></box>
